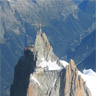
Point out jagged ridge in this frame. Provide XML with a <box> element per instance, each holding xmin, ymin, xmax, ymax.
<box><xmin>10</xmin><ymin>30</ymin><xmax>92</xmax><ymax>96</ymax></box>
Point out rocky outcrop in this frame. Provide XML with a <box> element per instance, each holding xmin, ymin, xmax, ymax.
<box><xmin>26</xmin><ymin>59</ymin><xmax>92</xmax><ymax>96</ymax></box>
<box><xmin>26</xmin><ymin>70</ymin><xmax>61</xmax><ymax>96</ymax></box>
<box><xmin>10</xmin><ymin>30</ymin><xmax>92</xmax><ymax>96</ymax></box>
<box><xmin>33</xmin><ymin>30</ymin><xmax>59</xmax><ymax>65</ymax></box>
<box><xmin>62</xmin><ymin>59</ymin><xmax>91</xmax><ymax>96</ymax></box>
<box><xmin>25</xmin><ymin>29</ymin><xmax>62</xmax><ymax>67</ymax></box>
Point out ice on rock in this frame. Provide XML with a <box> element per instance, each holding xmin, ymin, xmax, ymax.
<box><xmin>30</xmin><ymin>74</ymin><xmax>40</xmax><ymax>86</ymax></box>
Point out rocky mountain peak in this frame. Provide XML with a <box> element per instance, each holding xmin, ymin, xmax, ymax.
<box><xmin>63</xmin><ymin>59</ymin><xmax>92</xmax><ymax>96</ymax></box>
<box><xmin>69</xmin><ymin>59</ymin><xmax>76</xmax><ymax>71</ymax></box>
<box><xmin>34</xmin><ymin>30</ymin><xmax>52</xmax><ymax>60</ymax></box>
<box><xmin>10</xmin><ymin>30</ymin><xmax>92</xmax><ymax>96</ymax></box>
<box><xmin>26</xmin><ymin>27</ymin><xmax>59</xmax><ymax>66</ymax></box>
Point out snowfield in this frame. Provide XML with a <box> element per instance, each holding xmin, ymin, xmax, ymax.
<box><xmin>39</xmin><ymin>60</ymin><xmax>62</xmax><ymax>70</ymax></box>
<box><xmin>60</xmin><ymin>60</ymin><xmax>69</xmax><ymax>67</ymax></box>
<box><xmin>78</xmin><ymin>69</ymin><xmax>96</xmax><ymax>96</ymax></box>
<box><xmin>38</xmin><ymin>58</ymin><xmax>69</xmax><ymax>70</ymax></box>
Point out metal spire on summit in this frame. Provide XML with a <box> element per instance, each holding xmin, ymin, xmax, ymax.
<box><xmin>39</xmin><ymin>24</ymin><xmax>42</xmax><ymax>32</ymax></box>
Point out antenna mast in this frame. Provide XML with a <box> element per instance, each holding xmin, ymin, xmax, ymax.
<box><xmin>39</xmin><ymin>24</ymin><xmax>42</xmax><ymax>32</ymax></box>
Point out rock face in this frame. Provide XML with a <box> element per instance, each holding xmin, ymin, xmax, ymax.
<box><xmin>62</xmin><ymin>59</ymin><xmax>91</xmax><ymax>96</ymax></box>
<box><xmin>10</xmin><ymin>29</ymin><xmax>92</xmax><ymax>96</ymax></box>
<box><xmin>10</xmin><ymin>50</ymin><xmax>36</xmax><ymax>96</ymax></box>
<box><xmin>34</xmin><ymin>30</ymin><xmax>59</xmax><ymax>65</ymax></box>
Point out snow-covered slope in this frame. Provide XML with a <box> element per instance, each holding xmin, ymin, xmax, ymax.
<box><xmin>79</xmin><ymin>69</ymin><xmax>96</xmax><ymax>96</ymax></box>
<box><xmin>39</xmin><ymin>60</ymin><xmax>61</xmax><ymax>70</ymax></box>
<box><xmin>60</xmin><ymin>60</ymin><xmax>69</xmax><ymax>67</ymax></box>
<box><xmin>37</xmin><ymin>57</ymin><xmax>69</xmax><ymax>70</ymax></box>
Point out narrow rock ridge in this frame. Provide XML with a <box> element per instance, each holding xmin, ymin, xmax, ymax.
<box><xmin>63</xmin><ymin>59</ymin><xmax>92</xmax><ymax>96</ymax></box>
<box><xmin>10</xmin><ymin>29</ymin><xmax>92</xmax><ymax>96</ymax></box>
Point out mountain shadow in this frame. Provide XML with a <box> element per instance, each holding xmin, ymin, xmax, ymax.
<box><xmin>10</xmin><ymin>49</ymin><xmax>36</xmax><ymax>96</ymax></box>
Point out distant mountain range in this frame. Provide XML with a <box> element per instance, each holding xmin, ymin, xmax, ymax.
<box><xmin>0</xmin><ymin>0</ymin><xmax>95</xmax><ymax>96</ymax></box>
<box><xmin>78</xmin><ymin>0</ymin><xmax>95</xmax><ymax>16</ymax></box>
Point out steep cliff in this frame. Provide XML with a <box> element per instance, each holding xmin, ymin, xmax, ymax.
<box><xmin>62</xmin><ymin>59</ymin><xmax>91</xmax><ymax>96</ymax></box>
<box><xmin>10</xmin><ymin>29</ymin><xmax>92</xmax><ymax>96</ymax></box>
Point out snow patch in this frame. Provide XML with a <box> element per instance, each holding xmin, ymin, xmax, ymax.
<box><xmin>30</xmin><ymin>74</ymin><xmax>40</xmax><ymax>86</ymax></box>
<box><xmin>78</xmin><ymin>69</ymin><xmax>96</xmax><ymax>96</ymax></box>
<box><xmin>39</xmin><ymin>60</ymin><xmax>62</xmax><ymax>70</ymax></box>
<box><xmin>41</xmin><ymin>57</ymin><xmax>45</xmax><ymax>61</ymax></box>
<box><xmin>53</xmin><ymin>68</ymin><xmax>63</xmax><ymax>87</ymax></box>
<box><xmin>83</xmin><ymin>69</ymin><xmax>96</xmax><ymax>76</ymax></box>
<box><xmin>60</xmin><ymin>60</ymin><xmax>69</xmax><ymax>67</ymax></box>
